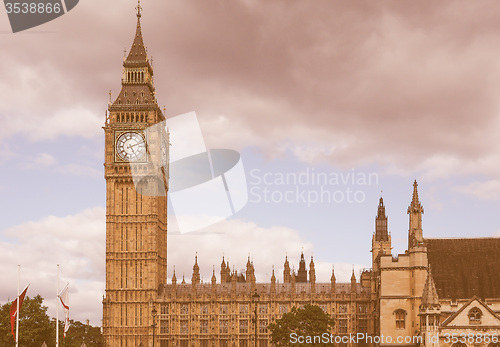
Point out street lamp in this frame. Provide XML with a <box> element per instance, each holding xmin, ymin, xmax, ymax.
<box><xmin>152</xmin><ymin>307</ymin><xmax>157</xmax><ymax>347</ymax></box>
<box><xmin>251</xmin><ymin>291</ymin><xmax>260</xmax><ymax>347</ymax></box>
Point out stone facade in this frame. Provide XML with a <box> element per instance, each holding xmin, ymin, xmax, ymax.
<box><xmin>155</xmin><ymin>257</ymin><xmax>373</xmax><ymax>347</ymax></box>
<box><xmin>103</xmin><ymin>6</ymin><xmax>500</xmax><ymax>347</ymax></box>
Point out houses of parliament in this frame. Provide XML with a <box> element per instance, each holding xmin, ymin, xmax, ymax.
<box><xmin>102</xmin><ymin>5</ymin><xmax>500</xmax><ymax>347</ymax></box>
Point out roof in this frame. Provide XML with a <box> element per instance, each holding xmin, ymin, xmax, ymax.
<box><xmin>425</xmin><ymin>238</ymin><xmax>500</xmax><ymax>300</ymax></box>
<box><xmin>441</xmin><ymin>296</ymin><xmax>500</xmax><ymax>327</ymax></box>
<box><xmin>126</xmin><ymin>14</ymin><xmax>148</xmax><ymax>63</ymax></box>
<box><xmin>159</xmin><ymin>282</ymin><xmax>371</xmax><ymax>298</ymax></box>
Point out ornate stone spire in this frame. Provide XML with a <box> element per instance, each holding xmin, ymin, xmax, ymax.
<box><xmin>408</xmin><ymin>180</ymin><xmax>424</xmax><ymax>247</ymax></box>
<box><xmin>408</xmin><ymin>180</ymin><xmax>424</xmax><ymax>214</ymax></box>
<box><xmin>375</xmin><ymin>196</ymin><xmax>389</xmax><ymax>241</ymax></box>
<box><xmin>420</xmin><ymin>267</ymin><xmax>440</xmax><ymax>309</ymax></box>
<box><xmin>126</xmin><ymin>0</ymin><xmax>148</xmax><ymax>63</ymax></box>
<box><xmin>110</xmin><ymin>2</ymin><xmax>160</xmax><ymax>111</ymax></box>
<box><xmin>350</xmin><ymin>268</ymin><xmax>356</xmax><ymax>293</ymax></box>
<box><xmin>283</xmin><ymin>255</ymin><xmax>291</xmax><ymax>283</ymax></box>
<box><xmin>297</xmin><ymin>251</ymin><xmax>307</xmax><ymax>283</ymax></box>
<box><xmin>309</xmin><ymin>256</ymin><xmax>316</xmax><ymax>284</ymax></box>
<box><xmin>172</xmin><ymin>267</ymin><xmax>177</xmax><ymax>285</ymax></box>
<box><xmin>192</xmin><ymin>254</ymin><xmax>200</xmax><ymax>285</ymax></box>
<box><xmin>211</xmin><ymin>267</ymin><xmax>217</xmax><ymax>286</ymax></box>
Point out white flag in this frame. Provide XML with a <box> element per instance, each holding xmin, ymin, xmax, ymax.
<box><xmin>59</xmin><ymin>285</ymin><xmax>70</xmax><ymax>337</ymax></box>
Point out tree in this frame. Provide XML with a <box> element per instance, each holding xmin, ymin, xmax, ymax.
<box><xmin>0</xmin><ymin>295</ymin><xmax>52</xmax><ymax>347</ymax></box>
<box><xmin>58</xmin><ymin>319</ymin><xmax>104</xmax><ymax>347</ymax></box>
<box><xmin>268</xmin><ymin>304</ymin><xmax>335</xmax><ymax>347</ymax></box>
<box><xmin>0</xmin><ymin>295</ymin><xmax>104</xmax><ymax>347</ymax></box>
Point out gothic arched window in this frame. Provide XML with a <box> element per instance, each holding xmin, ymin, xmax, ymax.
<box><xmin>468</xmin><ymin>307</ymin><xmax>482</xmax><ymax>324</ymax></box>
<box><xmin>394</xmin><ymin>309</ymin><xmax>406</xmax><ymax>329</ymax></box>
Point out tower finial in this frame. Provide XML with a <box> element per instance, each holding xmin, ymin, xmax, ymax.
<box><xmin>136</xmin><ymin>0</ymin><xmax>142</xmax><ymax>18</ymax></box>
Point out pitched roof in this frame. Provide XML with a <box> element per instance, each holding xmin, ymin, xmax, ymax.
<box><xmin>425</xmin><ymin>238</ymin><xmax>500</xmax><ymax>300</ymax></box>
<box><xmin>441</xmin><ymin>296</ymin><xmax>500</xmax><ymax>327</ymax></box>
<box><xmin>126</xmin><ymin>14</ymin><xmax>148</xmax><ymax>63</ymax></box>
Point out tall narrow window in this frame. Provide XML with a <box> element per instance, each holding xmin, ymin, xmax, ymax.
<box><xmin>395</xmin><ymin>309</ymin><xmax>406</xmax><ymax>329</ymax></box>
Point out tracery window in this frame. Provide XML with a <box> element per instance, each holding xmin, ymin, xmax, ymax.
<box><xmin>468</xmin><ymin>307</ymin><xmax>482</xmax><ymax>324</ymax></box>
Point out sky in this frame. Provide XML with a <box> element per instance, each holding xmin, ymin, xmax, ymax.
<box><xmin>1</xmin><ymin>0</ymin><xmax>500</xmax><ymax>326</ymax></box>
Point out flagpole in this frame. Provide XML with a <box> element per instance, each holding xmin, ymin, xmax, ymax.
<box><xmin>56</xmin><ymin>264</ymin><xmax>59</xmax><ymax>347</ymax></box>
<box><xmin>16</xmin><ymin>265</ymin><xmax>20</xmax><ymax>347</ymax></box>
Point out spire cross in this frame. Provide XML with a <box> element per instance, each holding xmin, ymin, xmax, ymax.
<box><xmin>109</xmin><ymin>90</ymin><xmax>112</xmax><ymax>102</ymax></box>
<box><xmin>135</xmin><ymin>0</ymin><xmax>142</xmax><ymax>18</ymax></box>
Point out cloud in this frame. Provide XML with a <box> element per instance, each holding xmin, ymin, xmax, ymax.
<box><xmin>36</xmin><ymin>153</ymin><xmax>57</xmax><ymax>167</ymax></box>
<box><xmin>2</xmin><ymin>0</ymin><xmax>500</xmax><ymax>185</ymax></box>
<box><xmin>0</xmin><ymin>207</ymin><xmax>369</xmax><ymax>326</ymax></box>
<box><xmin>453</xmin><ymin>180</ymin><xmax>500</xmax><ymax>200</ymax></box>
<box><xmin>0</xmin><ymin>207</ymin><xmax>106</xmax><ymax>326</ymax></box>
<box><xmin>168</xmin><ymin>219</ymin><xmax>367</xmax><ymax>284</ymax></box>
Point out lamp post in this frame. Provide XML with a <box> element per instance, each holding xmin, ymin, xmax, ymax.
<box><xmin>152</xmin><ymin>307</ymin><xmax>157</xmax><ymax>347</ymax></box>
<box><xmin>251</xmin><ymin>291</ymin><xmax>260</xmax><ymax>347</ymax></box>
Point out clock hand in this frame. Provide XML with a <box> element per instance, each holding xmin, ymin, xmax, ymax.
<box><xmin>128</xmin><ymin>141</ymin><xmax>145</xmax><ymax>148</ymax></box>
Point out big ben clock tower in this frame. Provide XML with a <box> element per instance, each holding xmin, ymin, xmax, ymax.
<box><xmin>102</xmin><ymin>3</ymin><xmax>168</xmax><ymax>347</ymax></box>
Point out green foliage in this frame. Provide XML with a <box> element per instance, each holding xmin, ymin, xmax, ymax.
<box><xmin>0</xmin><ymin>295</ymin><xmax>104</xmax><ymax>347</ymax></box>
<box><xmin>268</xmin><ymin>304</ymin><xmax>335</xmax><ymax>347</ymax></box>
<box><xmin>59</xmin><ymin>319</ymin><xmax>104</xmax><ymax>347</ymax></box>
<box><xmin>0</xmin><ymin>295</ymin><xmax>52</xmax><ymax>347</ymax></box>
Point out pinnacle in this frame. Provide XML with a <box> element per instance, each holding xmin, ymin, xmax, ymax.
<box><xmin>126</xmin><ymin>8</ymin><xmax>148</xmax><ymax>63</ymax></box>
<box><xmin>421</xmin><ymin>267</ymin><xmax>440</xmax><ymax>309</ymax></box>
<box><xmin>408</xmin><ymin>179</ymin><xmax>424</xmax><ymax>214</ymax></box>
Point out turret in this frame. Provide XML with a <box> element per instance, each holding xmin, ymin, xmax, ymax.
<box><xmin>192</xmin><ymin>254</ymin><xmax>200</xmax><ymax>285</ymax></box>
<box><xmin>211</xmin><ymin>268</ymin><xmax>217</xmax><ymax>294</ymax></box>
<box><xmin>350</xmin><ymin>269</ymin><xmax>357</xmax><ymax>294</ymax></box>
<box><xmin>372</xmin><ymin>196</ymin><xmax>392</xmax><ymax>271</ymax></box>
<box><xmin>246</xmin><ymin>256</ymin><xmax>256</xmax><ymax>283</ymax></box>
<box><xmin>330</xmin><ymin>266</ymin><xmax>336</xmax><ymax>292</ymax></box>
<box><xmin>419</xmin><ymin>268</ymin><xmax>441</xmax><ymax>346</ymax></box>
<box><xmin>375</xmin><ymin>197</ymin><xmax>389</xmax><ymax>241</ymax></box>
<box><xmin>309</xmin><ymin>256</ymin><xmax>316</xmax><ymax>284</ymax></box>
<box><xmin>220</xmin><ymin>256</ymin><xmax>230</xmax><ymax>283</ymax></box>
<box><xmin>309</xmin><ymin>256</ymin><xmax>316</xmax><ymax>294</ymax></box>
<box><xmin>408</xmin><ymin>180</ymin><xmax>424</xmax><ymax>248</ymax></box>
<box><xmin>171</xmin><ymin>268</ymin><xmax>177</xmax><ymax>297</ymax></box>
<box><xmin>271</xmin><ymin>267</ymin><xmax>276</xmax><ymax>293</ymax></box>
<box><xmin>297</xmin><ymin>252</ymin><xmax>307</xmax><ymax>283</ymax></box>
<box><xmin>283</xmin><ymin>256</ymin><xmax>291</xmax><ymax>283</ymax></box>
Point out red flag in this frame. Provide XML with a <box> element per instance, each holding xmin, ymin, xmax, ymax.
<box><xmin>59</xmin><ymin>285</ymin><xmax>70</xmax><ymax>337</ymax></box>
<box><xmin>10</xmin><ymin>285</ymin><xmax>29</xmax><ymax>339</ymax></box>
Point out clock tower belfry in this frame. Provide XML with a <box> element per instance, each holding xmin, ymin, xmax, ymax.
<box><xmin>103</xmin><ymin>3</ymin><xmax>168</xmax><ymax>347</ymax></box>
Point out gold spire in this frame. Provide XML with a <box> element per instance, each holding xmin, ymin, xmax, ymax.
<box><xmin>126</xmin><ymin>1</ymin><xmax>148</xmax><ymax>63</ymax></box>
<box><xmin>135</xmin><ymin>0</ymin><xmax>142</xmax><ymax>18</ymax></box>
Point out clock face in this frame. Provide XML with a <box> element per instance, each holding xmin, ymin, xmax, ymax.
<box><xmin>116</xmin><ymin>132</ymin><xmax>146</xmax><ymax>161</ymax></box>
